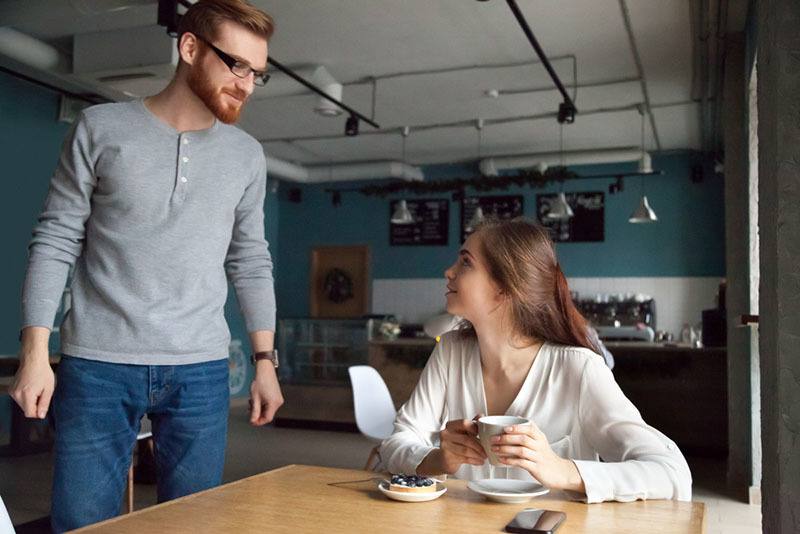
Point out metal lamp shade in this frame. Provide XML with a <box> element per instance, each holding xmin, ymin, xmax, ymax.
<box><xmin>629</xmin><ymin>195</ymin><xmax>658</xmax><ymax>223</ymax></box>
<box><xmin>466</xmin><ymin>206</ymin><xmax>485</xmax><ymax>231</ymax></box>
<box><xmin>390</xmin><ymin>200</ymin><xmax>414</xmax><ymax>224</ymax></box>
<box><xmin>545</xmin><ymin>192</ymin><xmax>574</xmax><ymax>221</ymax></box>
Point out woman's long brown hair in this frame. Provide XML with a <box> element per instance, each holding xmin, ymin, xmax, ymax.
<box><xmin>461</xmin><ymin>217</ymin><xmax>600</xmax><ymax>354</ymax></box>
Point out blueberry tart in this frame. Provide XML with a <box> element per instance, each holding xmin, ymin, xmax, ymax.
<box><xmin>389</xmin><ymin>474</ymin><xmax>437</xmax><ymax>493</ymax></box>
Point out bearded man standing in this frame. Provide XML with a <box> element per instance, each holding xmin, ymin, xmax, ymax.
<box><xmin>9</xmin><ymin>1</ymin><xmax>282</xmax><ymax>530</ymax></box>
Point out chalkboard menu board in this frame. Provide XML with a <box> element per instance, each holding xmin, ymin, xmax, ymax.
<box><xmin>536</xmin><ymin>191</ymin><xmax>604</xmax><ymax>242</ymax></box>
<box><xmin>390</xmin><ymin>199</ymin><xmax>449</xmax><ymax>246</ymax></box>
<box><xmin>461</xmin><ymin>195</ymin><xmax>524</xmax><ymax>242</ymax></box>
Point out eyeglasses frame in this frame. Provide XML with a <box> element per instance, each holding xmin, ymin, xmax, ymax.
<box><xmin>194</xmin><ymin>34</ymin><xmax>270</xmax><ymax>87</ymax></box>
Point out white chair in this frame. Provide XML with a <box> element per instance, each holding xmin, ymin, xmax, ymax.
<box><xmin>348</xmin><ymin>365</ymin><xmax>397</xmax><ymax>470</ymax></box>
<box><xmin>0</xmin><ymin>495</ymin><xmax>16</xmax><ymax>534</ymax></box>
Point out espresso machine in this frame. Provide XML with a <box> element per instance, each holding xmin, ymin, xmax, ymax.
<box><xmin>575</xmin><ymin>293</ymin><xmax>656</xmax><ymax>342</ymax></box>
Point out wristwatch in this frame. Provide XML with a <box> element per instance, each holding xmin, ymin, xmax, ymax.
<box><xmin>251</xmin><ymin>350</ymin><xmax>279</xmax><ymax>368</ymax></box>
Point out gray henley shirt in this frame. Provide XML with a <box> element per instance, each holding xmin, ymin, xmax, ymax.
<box><xmin>21</xmin><ymin>99</ymin><xmax>276</xmax><ymax>365</ymax></box>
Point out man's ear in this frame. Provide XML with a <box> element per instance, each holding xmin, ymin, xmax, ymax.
<box><xmin>178</xmin><ymin>32</ymin><xmax>200</xmax><ymax>66</ymax></box>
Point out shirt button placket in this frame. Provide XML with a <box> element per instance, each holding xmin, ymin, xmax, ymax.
<box><xmin>175</xmin><ymin>135</ymin><xmax>190</xmax><ymax>204</ymax></box>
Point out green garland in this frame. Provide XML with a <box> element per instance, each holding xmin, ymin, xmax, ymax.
<box><xmin>354</xmin><ymin>166</ymin><xmax>579</xmax><ymax>197</ymax></box>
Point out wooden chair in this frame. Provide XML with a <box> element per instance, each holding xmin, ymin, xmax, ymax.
<box><xmin>125</xmin><ymin>418</ymin><xmax>153</xmax><ymax>514</ymax></box>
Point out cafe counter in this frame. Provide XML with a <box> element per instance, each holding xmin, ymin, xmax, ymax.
<box><xmin>368</xmin><ymin>338</ymin><xmax>727</xmax><ymax>457</ymax></box>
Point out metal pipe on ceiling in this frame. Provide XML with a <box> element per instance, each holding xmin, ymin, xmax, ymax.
<box><xmin>618</xmin><ymin>0</ymin><xmax>662</xmax><ymax>151</ymax></box>
<box><xmin>493</xmin><ymin>76</ymin><xmax>640</xmax><ymax>97</ymax></box>
<box><xmin>259</xmin><ymin>99</ymin><xmax>701</xmax><ymax>145</ymax></box>
<box><xmin>503</xmin><ymin>0</ymin><xmax>578</xmax><ymax>121</ymax></box>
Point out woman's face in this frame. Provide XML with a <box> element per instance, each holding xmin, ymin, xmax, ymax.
<box><xmin>444</xmin><ymin>231</ymin><xmax>504</xmax><ymax>323</ymax></box>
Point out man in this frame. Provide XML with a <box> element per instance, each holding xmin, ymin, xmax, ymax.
<box><xmin>9</xmin><ymin>1</ymin><xmax>282</xmax><ymax>530</ymax></box>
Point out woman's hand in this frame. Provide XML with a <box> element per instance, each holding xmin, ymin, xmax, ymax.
<box><xmin>491</xmin><ymin>423</ymin><xmax>585</xmax><ymax>493</ymax></box>
<box><xmin>418</xmin><ymin>417</ymin><xmax>487</xmax><ymax>475</ymax></box>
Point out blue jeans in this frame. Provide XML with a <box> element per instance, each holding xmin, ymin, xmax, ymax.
<box><xmin>50</xmin><ymin>355</ymin><xmax>229</xmax><ymax>533</ymax></box>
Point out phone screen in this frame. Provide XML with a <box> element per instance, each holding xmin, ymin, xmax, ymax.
<box><xmin>504</xmin><ymin>509</ymin><xmax>566</xmax><ymax>534</ymax></box>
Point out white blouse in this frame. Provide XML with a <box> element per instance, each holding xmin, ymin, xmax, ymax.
<box><xmin>379</xmin><ymin>332</ymin><xmax>692</xmax><ymax>503</ymax></box>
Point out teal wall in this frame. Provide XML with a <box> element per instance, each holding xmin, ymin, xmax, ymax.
<box><xmin>0</xmin><ymin>67</ymin><xmax>725</xmax><ymax>361</ymax></box>
<box><xmin>0</xmin><ymin>71</ymin><xmax>280</xmax><ymax>381</ymax></box>
<box><xmin>0</xmin><ymin>72</ymin><xmax>72</xmax><ymax>356</ymax></box>
<box><xmin>276</xmin><ymin>153</ymin><xmax>725</xmax><ymax>318</ymax></box>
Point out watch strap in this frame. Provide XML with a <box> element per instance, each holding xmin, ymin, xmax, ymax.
<box><xmin>252</xmin><ymin>350</ymin><xmax>279</xmax><ymax>368</ymax></box>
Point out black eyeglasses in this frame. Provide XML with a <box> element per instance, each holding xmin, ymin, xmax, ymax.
<box><xmin>195</xmin><ymin>35</ymin><xmax>270</xmax><ymax>87</ymax></box>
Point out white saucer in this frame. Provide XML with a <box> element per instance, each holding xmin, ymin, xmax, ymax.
<box><xmin>467</xmin><ymin>479</ymin><xmax>549</xmax><ymax>503</ymax></box>
<box><xmin>378</xmin><ymin>480</ymin><xmax>447</xmax><ymax>502</ymax></box>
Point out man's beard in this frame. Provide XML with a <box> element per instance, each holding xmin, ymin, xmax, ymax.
<box><xmin>187</xmin><ymin>60</ymin><xmax>248</xmax><ymax>124</ymax></box>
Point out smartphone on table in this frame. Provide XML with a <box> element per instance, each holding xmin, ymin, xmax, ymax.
<box><xmin>504</xmin><ymin>508</ymin><xmax>566</xmax><ymax>534</ymax></box>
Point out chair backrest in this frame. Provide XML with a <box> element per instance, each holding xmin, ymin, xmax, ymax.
<box><xmin>0</xmin><ymin>495</ymin><xmax>16</xmax><ymax>534</ymax></box>
<box><xmin>348</xmin><ymin>366</ymin><xmax>397</xmax><ymax>441</ymax></box>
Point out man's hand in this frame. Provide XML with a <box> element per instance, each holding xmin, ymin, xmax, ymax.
<box><xmin>11</xmin><ymin>327</ymin><xmax>55</xmax><ymax>419</ymax></box>
<box><xmin>249</xmin><ymin>361</ymin><xmax>283</xmax><ymax>426</ymax></box>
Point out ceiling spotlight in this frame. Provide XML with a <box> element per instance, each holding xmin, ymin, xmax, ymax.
<box><xmin>345</xmin><ymin>114</ymin><xmax>359</xmax><ymax>136</ymax></box>
<box><xmin>609</xmin><ymin>176</ymin><xmax>624</xmax><ymax>194</ymax></box>
<box><xmin>557</xmin><ymin>102</ymin><xmax>576</xmax><ymax>124</ymax></box>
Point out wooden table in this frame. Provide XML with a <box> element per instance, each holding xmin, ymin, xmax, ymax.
<box><xmin>75</xmin><ymin>465</ymin><xmax>706</xmax><ymax>533</ymax></box>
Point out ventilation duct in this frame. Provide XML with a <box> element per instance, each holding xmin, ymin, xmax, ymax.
<box><xmin>479</xmin><ymin>147</ymin><xmax>644</xmax><ymax>176</ymax></box>
<box><xmin>0</xmin><ymin>27</ymin><xmax>69</xmax><ymax>73</ymax></box>
<box><xmin>265</xmin><ymin>155</ymin><xmax>424</xmax><ymax>184</ymax></box>
<box><xmin>69</xmin><ymin>0</ymin><xmax>156</xmax><ymax>14</ymax></box>
<box><xmin>72</xmin><ymin>25</ymin><xmax>177</xmax><ymax>95</ymax></box>
<box><xmin>307</xmin><ymin>161</ymin><xmax>423</xmax><ymax>183</ymax></box>
<box><xmin>265</xmin><ymin>157</ymin><xmax>309</xmax><ymax>182</ymax></box>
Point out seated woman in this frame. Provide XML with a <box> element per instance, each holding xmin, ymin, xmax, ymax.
<box><xmin>379</xmin><ymin>218</ymin><xmax>691</xmax><ymax>503</ymax></box>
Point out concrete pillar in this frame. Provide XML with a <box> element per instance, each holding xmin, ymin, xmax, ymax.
<box><xmin>722</xmin><ymin>33</ymin><xmax>753</xmax><ymax>500</ymax></box>
<box><xmin>757</xmin><ymin>0</ymin><xmax>800</xmax><ymax>531</ymax></box>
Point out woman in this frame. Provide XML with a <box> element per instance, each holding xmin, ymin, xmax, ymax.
<box><xmin>379</xmin><ymin>218</ymin><xmax>691</xmax><ymax>503</ymax></box>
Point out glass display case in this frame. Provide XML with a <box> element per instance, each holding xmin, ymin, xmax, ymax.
<box><xmin>277</xmin><ymin>319</ymin><xmax>369</xmax><ymax>386</ymax></box>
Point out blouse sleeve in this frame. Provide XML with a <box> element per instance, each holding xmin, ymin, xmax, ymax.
<box><xmin>571</xmin><ymin>354</ymin><xmax>693</xmax><ymax>503</ymax></box>
<box><xmin>379</xmin><ymin>341</ymin><xmax>449</xmax><ymax>474</ymax></box>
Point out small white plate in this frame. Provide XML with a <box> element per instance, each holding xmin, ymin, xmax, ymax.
<box><xmin>378</xmin><ymin>480</ymin><xmax>447</xmax><ymax>502</ymax></box>
<box><xmin>467</xmin><ymin>479</ymin><xmax>549</xmax><ymax>504</ymax></box>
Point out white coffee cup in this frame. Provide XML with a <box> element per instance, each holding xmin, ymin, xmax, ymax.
<box><xmin>478</xmin><ymin>415</ymin><xmax>532</xmax><ymax>466</ymax></box>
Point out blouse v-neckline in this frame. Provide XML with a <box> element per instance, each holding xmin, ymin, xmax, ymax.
<box><xmin>476</xmin><ymin>341</ymin><xmax>548</xmax><ymax>416</ymax></box>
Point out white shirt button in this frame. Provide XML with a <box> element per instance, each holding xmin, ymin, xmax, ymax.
<box><xmin>183</xmin><ymin>138</ymin><xmax>189</xmax><ymax>145</ymax></box>
<box><xmin>180</xmin><ymin>176</ymin><xmax>188</xmax><ymax>183</ymax></box>
<box><xmin>182</xmin><ymin>156</ymin><xmax>189</xmax><ymax>163</ymax></box>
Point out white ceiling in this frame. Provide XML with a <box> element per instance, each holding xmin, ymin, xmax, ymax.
<box><xmin>0</xmin><ymin>0</ymin><xmax>743</xmax><ymax>167</ymax></box>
